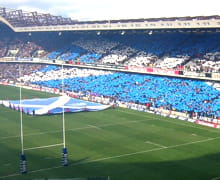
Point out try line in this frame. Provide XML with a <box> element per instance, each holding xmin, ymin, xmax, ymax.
<box><xmin>145</xmin><ymin>141</ymin><xmax>167</xmax><ymax>148</ymax></box>
<box><xmin>24</xmin><ymin>143</ymin><xmax>63</xmax><ymax>151</ymax></box>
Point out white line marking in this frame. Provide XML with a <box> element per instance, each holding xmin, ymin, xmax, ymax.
<box><xmin>1</xmin><ymin>109</ymin><xmax>219</xmax><ymax>141</ymax></box>
<box><xmin>0</xmin><ymin>131</ymin><xmax>61</xmax><ymax>140</ymax></box>
<box><xmin>0</xmin><ymin>111</ymin><xmax>219</xmax><ymax>143</ymax></box>
<box><xmin>87</xmin><ymin>124</ymin><xmax>101</xmax><ymax>130</ymax></box>
<box><xmin>117</xmin><ymin>109</ymin><xmax>220</xmax><ymax>133</ymax></box>
<box><xmin>24</xmin><ymin>143</ymin><xmax>63</xmax><ymax>151</ymax></box>
<box><xmin>0</xmin><ymin>173</ymin><xmax>20</xmax><ymax>179</ymax></box>
<box><xmin>145</xmin><ymin>141</ymin><xmax>167</xmax><ymax>148</ymax></box>
<box><xmin>0</xmin><ymin>119</ymin><xmax>149</xmax><ymax>140</ymax></box>
<box><xmin>0</xmin><ymin>109</ymin><xmax>219</xmax><ymax>141</ymax></box>
<box><xmin>1</xmin><ymin>136</ymin><xmax>219</xmax><ymax>179</ymax></box>
<box><xmin>75</xmin><ymin>137</ymin><xmax>220</xmax><ymax>164</ymax></box>
<box><xmin>25</xmin><ymin>165</ymin><xmax>62</xmax><ymax>174</ymax></box>
<box><xmin>170</xmin><ymin>137</ymin><xmax>216</xmax><ymax>147</ymax></box>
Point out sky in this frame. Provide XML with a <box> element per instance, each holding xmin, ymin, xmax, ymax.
<box><xmin>1</xmin><ymin>0</ymin><xmax>220</xmax><ymax>21</ymax></box>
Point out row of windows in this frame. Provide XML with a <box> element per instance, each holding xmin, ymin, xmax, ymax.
<box><xmin>17</xmin><ymin>21</ymin><xmax>220</xmax><ymax>31</ymax></box>
<box><xmin>77</xmin><ymin>21</ymin><xmax>218</xmax><ymax>28</ymax></box>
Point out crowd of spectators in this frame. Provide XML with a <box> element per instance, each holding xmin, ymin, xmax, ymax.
<box><xmin>0</xmin><ymin>22</ymin><xmax>220</xmax><ymax>124</ymax></box>
<box><xmin>184</xmin><ymin>58</ymin><xmax>220</xmax><ymax>73</ymax></box>
<box><xmin>74</xmin><ymin>37</ymin><xmax>118</xmax><ymax>54</ymax></box>
<box><xmin>0</xmin><ymin>63</ymin><xmax>219</xmax><ymax>120</ymax></box>
<box><xmin>0</xmin><ymin>37</ymin><xmax>8</xmax><ymax>57</ymax></box>
<box><xmin>100</xmin><ymin>45</ymin><xmax>137</xmax><ymax>64</ymax></box>
<box><xmin>12</xmin><ymin>65</ymin><xmax>218</xmax><ymax>119</ymax></box>
<box><xmin>0</xmin><ymin>31</ymin><xmax>220</xmax><ymax>73</ymax></box>
<box><xmin>19</xmin><ymin>65</ymin><xmax>112</xmax><ymax>83</ymax></box>
<box><xmin>0</xmin><ymin>63</ymin><xmax>45</xmax><ymax>83</ymax></box>
<box><xmin>127</xmin><ymin>51</ymin><xmax>157</xmax><ymax>67</ymax></box>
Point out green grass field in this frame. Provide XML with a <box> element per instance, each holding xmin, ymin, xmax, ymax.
<box><xmin>0</xmin><ymin>85</ymin><xmax>220</xmax><ymax>180</ymax></box>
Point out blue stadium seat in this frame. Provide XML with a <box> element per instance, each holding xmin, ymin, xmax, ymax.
<box><xmin>33</xmin><ymin>72</ymin><xmax>220</xmax><ymax>118</ymax></box>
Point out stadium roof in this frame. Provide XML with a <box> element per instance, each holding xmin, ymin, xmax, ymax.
<box><xmin>0</xmin><ymin>7</ymin><xmax>75</xmax><ymax>27</ymax></box>
<box><xmin>1</xmin><ymin>7</ymin><xmax>220</xmax><ymax>32</ymax></box>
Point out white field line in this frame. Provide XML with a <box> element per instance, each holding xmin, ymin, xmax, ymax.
<box><xmin>0</xmin><ymin>173</ymin><xmax>21</xmax><ymax>179</ymax></box>
<box><xmin>1</xmin><ymin>109</ymin><xmax>219</xmax><ymax>141</ymax></box>
<box><xmin>145</xmin><ymin>141</ymin><xmax>167</xmax><ymax>148</ymax></box>
<box><xmin>0</xmin><ymin>108</ymin><xmax>219</xmax><ymax>141</ymax></box>
<box><xmin>80</xmin><ymin>137</ymin><xmax>219</xmax><ymax>165</ymax></box>
<box><xmin>116</xmin><ymin>109</ymin><xmax>220</xmax><ymax>133</ymax></box>
<box><xmin>1</xmin><ymin>136</ymin><xmax>220</xmax><ymax>179</ymax></box>
<box><xmin>87</xmin><ymin>124</ymin><xmax>101</xmax><ymax>130</ymax></box>
<box><xmin>24</xmin><ymin>143</ymin><xmax>63</xmax><ymax>151</ymax></box>
<box><xmin>0</xmin><ymin>126</ymin><xmax>95</xmax><ymax>140</ymax></box>
<box><xmin>0</xmin><ymin>119</ymin><xmax>149</xmax><ymax>140</ymax></box>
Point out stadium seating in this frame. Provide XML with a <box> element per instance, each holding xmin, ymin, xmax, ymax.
<box><xmin>79</xmin><ymin>53</ymin><xmax>102</xmax><ymax>64</ymax></box>
<box><xmin>58</xmin><ymin>45</ymin><xmax>86</xmax><ymax>61</ymax></box>
<box><xmin>0</xmin><ymin>31</ymin><xmax>220</xmax><ymax>73</ymax></box>
<box><xmin>29</xmin><ymin>68</ymin><xmax>220</xmax><ymax>119</ymax></box>
<box><xmin>39</xmin><ymin>65</ymin><xmax>60</xmax><ymax>73</ymax></box>
<box><xmin>0</xmin><ymin>29</ymin><xmax>219</xmax><ymax>120</ymax></box>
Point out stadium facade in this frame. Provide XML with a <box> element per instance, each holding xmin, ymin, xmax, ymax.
<box><xmin>1</xmin><ymin>7</ymin><xmax>220</xmax><ymax>32</ymax></box>
<box><xmin>0</xmin><ymin>7</ymin><xmax>219</xmax><ymax>127</ymax></box>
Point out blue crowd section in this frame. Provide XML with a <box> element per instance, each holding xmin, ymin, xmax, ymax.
<box><xmin>44</xmin><ymin>33</ymin><xmax>220</xmax><ymax>63</ymax></box>
<box><xmin>80</xmin><ymin>53</ymin><xmax>102</xmax><ymax>63</ymax></box>
<box><xmin>104</xmin><ymin>33</ymin><xmax>220</xmax><ymax>57</ymax></box>
<box><xmin>48</xmin><ymin>44</ymin><xmax>87</xmax><ymax>61</ymax></box>
<box><xmin>33</xmin><ymin>73</ymin><xmax>220</xmax><ymax>118</ymax></box>
<box><xmin>59</xmin><ymin>45</ymin><xmax>87</xmax><ymax>61</ymax></box>
<box><xmin>47</xmin><ymin>51</ymin><xmax>62</xmax><ymax>59</ymax></box>
<box><xmin>47</xmin><ymin>46</ymin><xmax>74</xmax><ymax>59</ymax></box>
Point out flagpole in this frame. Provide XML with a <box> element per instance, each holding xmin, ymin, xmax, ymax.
<box><xmin>62</xmin><ymin>64</ymin><xmax>66</xmax><ymax>148</ymax></box>
<box><xmin>19</xmin><ymin>65</ymin><xmax>24</xmax><ymax>154</ymax></box>
<box><xmin>61</xmin><ymin>64</ymin><xmax>68</xmax><ymax>166</ymax></box>
<box><xmin>19</xmin><ymin>64</ymin><xmax>27</xmax><ymax>174</ymax></box>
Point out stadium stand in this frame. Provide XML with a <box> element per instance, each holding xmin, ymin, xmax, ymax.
<box><xmin>0</xmin><ymin>30</ymin><xmax>220</xmax><ymax>73</ymax></box>
<box><xmin>0</xmin><ymin>63</ymin><xmax>45</xmax><ymax>83</ymax></box>
<box><xmin>0</xmin><ymin>10</ymin><xmax>220</xmax><ymax>123</ymax></box>
<box><xmin>4</xmin><ymin>64</ymin><xmax>217</xmax><ymax>120</ymax></box>
<box><xmin>1</xmin><ymin>7</ymin><xmax>220</xmax><ymax>28</ymax></box>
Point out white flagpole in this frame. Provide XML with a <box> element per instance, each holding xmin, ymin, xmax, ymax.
<box><xmin>61</xmin><ymin>64</ymin><xmax>68</xmax><ymax>166</ymax></box>
<box><xmin>19</xmin><ymin>64</ymin><xmax>24</xmax><ymax>154</ymax></box>
<box><xmin>19</xmin><ymin>64</ymin><xmax>27</xmax><ymax>174</ymax></box>
<box><xmin>62</xmin><ymin>64</ymin><xmax>66</xmax><ymax>148</ymax></box>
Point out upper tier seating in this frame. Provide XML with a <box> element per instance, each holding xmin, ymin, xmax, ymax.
<box><xmin>0</xmin><ymin>31</ymin><xmax>220</xmax><ymax>73</ymax></box>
